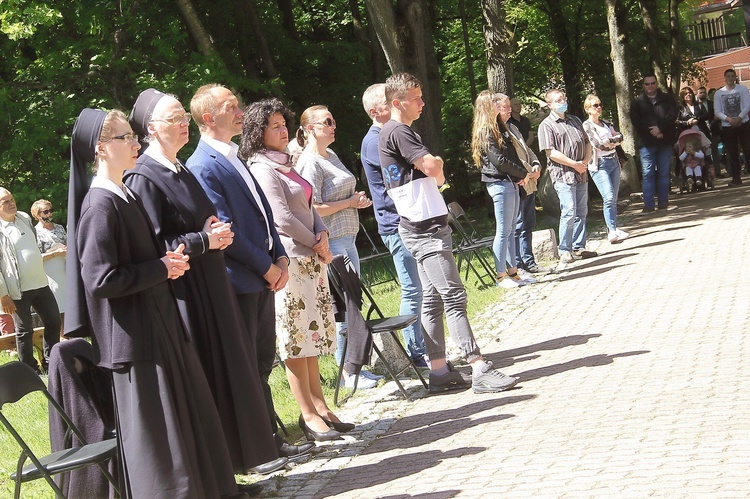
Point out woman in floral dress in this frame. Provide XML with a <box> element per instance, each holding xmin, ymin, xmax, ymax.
<box><xmin>239</xmin><ymin>98</ymin><xmax>353</xmax><ymax>442</ymax></box>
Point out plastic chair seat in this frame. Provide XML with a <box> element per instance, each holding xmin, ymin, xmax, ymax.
<box><xmin>13</xmin><ymin>438</ymin><xmax>117</xmax><ymax>482</ymax></box>
<box><xmin>367</xmin><ymin>315</ymin><xmax>417</xmax><ymax>335</ymax></box>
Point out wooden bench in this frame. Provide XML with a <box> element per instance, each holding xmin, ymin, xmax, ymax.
<box><xmin>0</xmin><ymin>327</ymin><xmax>46</xmax><ymax>359</ymax></box>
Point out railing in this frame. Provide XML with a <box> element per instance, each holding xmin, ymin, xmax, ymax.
<box><xmin>687</xmin><ymin>17</ymin><xmax>746</xmax><ymax>58</ymax></box>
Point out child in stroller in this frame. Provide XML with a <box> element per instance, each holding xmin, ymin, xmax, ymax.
<box><xmin>677</xmin><ymin>129</ymin><xmax>714</xmax><ymax>193</ymax></box>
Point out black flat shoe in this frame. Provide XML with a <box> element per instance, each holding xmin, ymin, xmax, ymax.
<box><xmin>323</xmin><ymin>418</ymin><xmax>355</xmax><ymax>433</ymax></box>
<box><xmin>299</xmin><ymin>414</ymin><xmax>343</xmax><ymax>442</ymax></box>
<box><xmin>248</xmin><ymin>456</ymin><xmax>287</xmax><ymax>475</ymax></box>
<box><xmin>274</xmin><ymin>432</ymin><xmax>315</xmax><ymax>457</ymax></box>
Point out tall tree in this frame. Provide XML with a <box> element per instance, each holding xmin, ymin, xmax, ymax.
<box><xmin>480</xmin><ymin>0</ymin><xmax>513</xmax><ymax>95</ymax></box>
<box><xmin>638</xmin><ymin>0</ymin><xmax>667</xmax><ymax>89</ymax></box>
<box><xmin>365</xmin><ymin>0</ymin><xmax>444</xmax><ymax>153</ymax></box>
<box><xmin>668</xmin><ymin>0</ymin><xmax>684</xmax><ymax>93</ymax></box>
<box><xmin>175</xmin><ymin>0</ymin><xmax>216</xmax><ymax>56</ymax></box>
<box><xmin>604</xmin><ymin>0</ymin><xmax>635</xmax><ymax>155</ymax></box>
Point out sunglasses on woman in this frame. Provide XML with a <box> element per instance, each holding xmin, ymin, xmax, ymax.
<box><xmin>312</xmin><ymin>118</ymin><xmax>336</xmax><ymax>128</ymax></box>
<box><xmin>592</xmin><ymin>103</ymin><xmax>603</xmax><ymax>109</ymax></box>
<box><xmin>41</xmin><ymin>209</ymin><xmax>54</xmax><ymax>215</ymax></box>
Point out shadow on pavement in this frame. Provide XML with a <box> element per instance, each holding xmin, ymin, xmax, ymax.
<box><xmin>488</xmin><ymin>334</ymin><xmax>602</xmax><ymax>360</ymax></box>
<box><xmin>514</xmin><ymin>350</ymin><xmax>650</xmax><ymax>383</ymax></box>
<box><xmin>604</xmin><ymin>238</ymin><xmax>683</xmax><ymax>254</ymax></box>
<box><xmin>557</xmin><ymin>263</ymin><xmax>635</xmax><ymax>281</ymax></box>
<box><xmin>555</xmin><ymin>253</ymin><xmax>637</xmax><ymax>273</ymax></box>
<box><xmin>380</xmin><ymin>492</ymin><xmax>460</xmax><ymax>499</ymax></box>
<box><xmin>370</xmin><ymin>395</ymin><xmax>535</xmax><ymax>438</ymax></box>
<box><xmin>311</xmin><ymin>447</ymin><xmax>485</xmax><ymax>498</ymax></box>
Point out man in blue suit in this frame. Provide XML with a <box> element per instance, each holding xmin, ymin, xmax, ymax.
<box><xmin>187</xmin><ymin>84</ymin><xmax>315</xmax><ymax>458</ymax></box>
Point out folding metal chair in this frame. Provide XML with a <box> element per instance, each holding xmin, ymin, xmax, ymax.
<box><xmin>327</xmin><ymin>257</ymin><xmax>427</xmax><ymax>406</ymax></box>
<box><xmin>358</xmin><ymin>222</ymin><xmax>398</xmax><ymax>288</ymax></box>
<box><xmin>0</xmin><ymin>361</ymin><xmax>120</xmax><ymax>499</ymax></box>
<box><xmin>446</xmin><ymin>202</ymin><xmax>496</xmax><ymax>285</ymax></box>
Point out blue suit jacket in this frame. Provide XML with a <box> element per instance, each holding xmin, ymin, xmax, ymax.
<box><xmin>186</xmin><ymin>139</ymin><xmax>287</xmax><ymax>295</ymax></box>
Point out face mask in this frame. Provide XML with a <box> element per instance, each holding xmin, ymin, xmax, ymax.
<box><xmin>555</xmin><ymin>102</ymin><xmax>568</xmax><ymax>114</ymax></box>
<box><xmin>41</xmin><ymin>216</ymin><xmax>53</xmax><ymax>223</ymax></box>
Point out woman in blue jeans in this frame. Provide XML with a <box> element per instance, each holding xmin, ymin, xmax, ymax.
<box><xmin>583</xmin><ymin>94</ymin><xmax>629</xmax><ymax>243</ymax></box>
<box><xmin>471</xmin><ymin>91</ymin><xmax>532</xmax><ymax>288</ymax></box>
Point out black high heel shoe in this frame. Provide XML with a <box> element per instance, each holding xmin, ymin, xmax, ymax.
<box><xmin>323</xmin><ymin>418</ymin><xmax>355</xmax><ymax>433</ymax></box>
<box><xmin>299</xmin><ymin>415</ymin><xmax>343</xmax><ymax>442</ymax></box>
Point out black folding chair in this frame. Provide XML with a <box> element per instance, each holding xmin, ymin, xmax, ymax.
<box><xmin>358</xmin><ymin>222</ymin><xmax>398</xmax><ymax>288</ymax></box>
<box><xmin>328</xmin><ymin>257</ymin><xmax>427</xmax><ymax>406</ymax></box>
<box><xmin>0</xmin><ymin>361</ymin><xmax>120</xmax><ymax>499</ymax></box>
<box><xmin>446</xmin><ymin>202</ymin><xmax>496</xmax><ymax>285</ymax></box>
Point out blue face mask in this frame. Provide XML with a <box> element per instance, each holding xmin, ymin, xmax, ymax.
<box><xmin>555</xmin><ymin>102</ymin><xmax>568</xmax><ymax>114</ymax></box>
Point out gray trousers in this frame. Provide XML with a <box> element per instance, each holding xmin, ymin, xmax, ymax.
<box><xmin>399</xmin><ymin>224</ymin><xmax>481</xmax><ymax>363</ymax></box>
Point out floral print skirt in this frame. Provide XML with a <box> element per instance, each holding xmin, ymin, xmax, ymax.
<box><xmin>276</xmin><ymin>255</ymin><xmax>335</xmax><ymax>360</ymax></box>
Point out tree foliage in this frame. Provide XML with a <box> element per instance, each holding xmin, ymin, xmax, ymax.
<box><xmin>0</xmin><ymin>0</ymin><xmax>708</xmax><ymax>217</ymax></box>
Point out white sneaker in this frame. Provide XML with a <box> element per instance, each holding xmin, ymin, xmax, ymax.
<box><xmin>516</xmin><ymin>269</ymin><xmax>537</xmax><ymax>284</ymax></box>
<box><xmin>559</xmin><ymin>251</ymin><xmax>575</xmax><ymax>263</ymax></box>
<box><xmin>608</xmin><ymin>230</ymin><xmax>619</xmax><ymax>243</ymax></box>
<box><xmin>360</xmin><ymin>369</ymin><xmax>384</xmax><ymax>381</ymax></box>
<box><xmin>344</xmin><ymin>373</ymin><xmax>378</xmax><ymax>390</ymax></box>
<box><xmin>615</xmin><ymin>229</ymin><xmax>629</xmax><ymax>241</ymax></box>
<box><xmin>496</xmin><ymin>274</ymin><xmax>522</xmax><ymax>288</ymax></box>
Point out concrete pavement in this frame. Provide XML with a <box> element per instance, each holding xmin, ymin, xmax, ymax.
<box><xmin>259</xmin><ymin>176</ymin><xmax>750</xmax><ymax>498</ymax></box>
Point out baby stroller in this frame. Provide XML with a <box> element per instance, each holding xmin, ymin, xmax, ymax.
<box><xmin>676</xmin><ymin>129</ymin><xmax>714</xmax><ymax>193</ymax></box>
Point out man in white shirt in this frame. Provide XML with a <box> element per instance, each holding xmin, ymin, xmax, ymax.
<box><xmin>713</xmin><ymin>69</ymin><xmax>750</xmax><ymax>186</ymax></box>
<box><xmin>0</xmin><ymin>188</ymin><xmax>60</xmax><ymax>373</ymax></box>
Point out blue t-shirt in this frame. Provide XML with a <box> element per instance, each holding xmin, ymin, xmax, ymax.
<box><xmin>361</xmin><ymin>125</ymin><xmax>400</xmax><ymax>235</ymax></box>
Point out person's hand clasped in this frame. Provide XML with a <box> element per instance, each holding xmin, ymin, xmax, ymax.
<box><xmin>263</xmin><ymin>260</ymin><xmax>288</xmax><ymax>292</ymax></box>
<box><xmin>348</xmin><ymin>191</ymin><xmax>372</xmax><ymax>210</ymax></box>
<box><xmin>312</xmin><ymin>230</ymin><xmax>330</xmax><ymax>257</ymax></box>
<box><xmin>162</xmin><ymin>243</ymin><xmax>190</xmax><ymax>279</ymax></box>
<box><xmin>204</xmin><ymin>215</ymin><xmax>234</xmax><ymax>250</ymax></box>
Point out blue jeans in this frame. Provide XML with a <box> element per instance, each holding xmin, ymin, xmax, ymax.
<box><xmin>553</xmin><ymin>181</ymin><xmax>588</xmax><ymax>253</ymax></box>
<box><xmin>328</xmin><ymin>235</ymin><xmax>360</xmax><ymax>365</ymax></box>
<box><xmin>381</xmin><ymin>233</ymin><xmax>427</xmax><ymax>361</ymax></box>
<box><xmin>639</xmin><ymin>144</ymin><xmax>672</xmax><ymax>209</ymax></box>
<box><xmin>486</xmin><ymin>180</ymin><xmax>519</xmax><ymax>275</ymax></box>
<box><xmin>515</xmin><ymin>191</ymin><xmax>537</xmax><ymax>269</ymax></box>
<box><xmin>590</xmin><ymin>155</ymin><xmax>621</xmax><ymax>232</ymax></box>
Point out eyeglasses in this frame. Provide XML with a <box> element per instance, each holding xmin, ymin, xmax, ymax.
<box><xmin>100</xmin><ymin>133</ymin><xmax>139</xmax><ymax>142</ymax></box>
<box><xmin>312</xmin><ymin>118</ymin><xmax>336</xmax><ymax>128</ymax></box>
<box><xmin>41</xmin><ymin>209</ymin><xmax>54</xmax><ymax>215</ymax></box>
<box><xmin>151</xmin><ymin>113</ymin><xmax>192</xmax><ymax>126</ymax></box>
<box><xmin>592</xmin><ymin>103</ymin><xmax>603</xmax><ymax>108</ymax></box>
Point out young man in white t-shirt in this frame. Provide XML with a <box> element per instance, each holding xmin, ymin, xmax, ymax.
<box><xmin>378</xmin><ymin>72</ymin><xmax>518</xmax><ymax>394</ymax></box>
<box><xmin>714</xmin><ymin>68</ymin><xmax>750</xmax><ymax>186</ymax></box>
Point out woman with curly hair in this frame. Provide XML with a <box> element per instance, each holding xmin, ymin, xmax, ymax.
<box><xmin>239</xmin><ymin>98</ymin><xmax>353</xmax><ymax>442</ymax></box>
<box><xmin>470</xmin><ymin>91</ymin><xmax>532</xmax><ymax>288</ymax></box>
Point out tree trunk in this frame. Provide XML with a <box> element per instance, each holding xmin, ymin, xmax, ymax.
<box><xmin>605</xmin><ymin>0</ymin><xmax>640</xmax><ymax>194</ymax></box>
<box><xmin>669</xmin><ymin>0</ymin><xmax>683</xmax><ymax>94</ymax></box>
<box><xmin>605</xmin><ymin>0</ymin><xmax>635</xmax><ymax>155</ymax></box>
<box><xmin>275</xmin><ymin>0</ymin><xmax>298</xmax><ymax>40</ymax></box>
<box><xmin>236</xmin><ymin>0</ymin><xmax>278</xmax><ymax>79</ymax></box>
<box><xmin>365</xmin><ymin>0</ymin><xmax>443</xmax><ymax>154</ymax></box>
<box><xmin>638</xmin><ymin>0</ymin><xmax>667</xmax><ymax>90</ymax></box>
<box><xmin>542</xmin><ymin>0</ymin><xmax>582</xmax><ymax>116</ymax></box>
<box><xmin>365</xmin><ymin>10</ymin><xmax>387</xmax><ymax>82</ymax></box>
<box><xmin>174</xmin><ymin>0</ymin><xmax>216</xmax><ymax>56</ymax></box>
<box><xmin>480</xmin><ymin>0</ymin><xmax>512</xmax><ymax>94</ymax></box>
<box><xmin>459</xmin><ymin>0</ymin><xmax>477</xmax><ymax>101</ymax></box>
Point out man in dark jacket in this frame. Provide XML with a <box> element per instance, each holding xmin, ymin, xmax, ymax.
<box><xmin>629</xmin><ymin>75</ymin><xmax>679</xmax><ymax>213</ymax></box>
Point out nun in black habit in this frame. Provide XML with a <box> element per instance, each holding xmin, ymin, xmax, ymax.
<box><xmin>122</xmin><ymin>89</ymin><xmax>282</xmax><ymax>472</ymax></box>
<box><xmin>67</xmin><ymin>108</ymin><xmax>247</xmax><ymax>499</ymax></box>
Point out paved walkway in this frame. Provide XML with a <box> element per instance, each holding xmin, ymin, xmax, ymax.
<box><xmin>259</xmin><ymin>176</ymin><xmax>750</xmax><ymax>498</ymax></box>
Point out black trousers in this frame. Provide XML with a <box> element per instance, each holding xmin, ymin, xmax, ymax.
<box><xmin>721</xmin><ymin>122</ymin><xmax>750</xmax><ymax>182</ymax></box>
<box><xmin>236</xmin><ymin>289</ymin><xmax>278</xmax><ymax>433</ymax></box>
<box><xmin>13</xmin><ymin>285</ymin><xmax>60</xmax><ymax>371</ymax></box>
